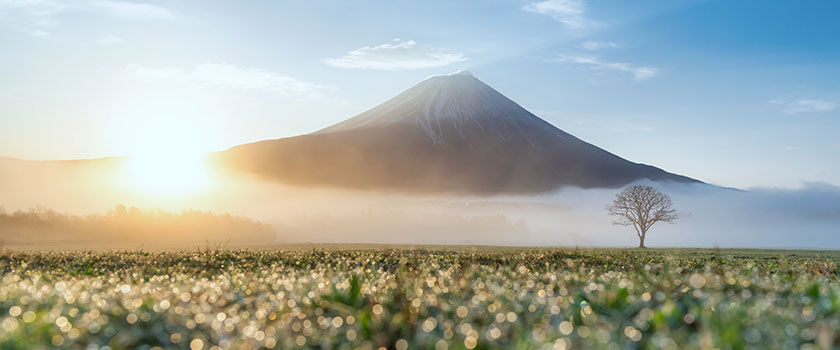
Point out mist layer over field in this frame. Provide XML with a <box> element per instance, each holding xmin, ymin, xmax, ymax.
<box><xmin>0</xmin><ymin>158</ymin><xmax>838</xmax><ymax>249</ymax></box>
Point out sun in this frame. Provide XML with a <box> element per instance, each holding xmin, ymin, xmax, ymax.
<box><xmin>124</xmin><ymin>152</ymin><xmax>211</xmax><ymax>195</ymax></box>
<box><xmin>111</xmin><ymin>99</ymin><xmax>220</xmax><ymax>195</ymax></box>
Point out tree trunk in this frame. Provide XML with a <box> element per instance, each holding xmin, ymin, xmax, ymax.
<box><xmin>638</xmin><ymin>231</ymin><xmax>646</xmax><ymax>248</ymax></box>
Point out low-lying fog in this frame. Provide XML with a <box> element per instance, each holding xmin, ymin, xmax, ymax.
<box><xmin>1</xmin><ymin>158</ymin><xmax>838</xmax><ymax>249</ymax></box>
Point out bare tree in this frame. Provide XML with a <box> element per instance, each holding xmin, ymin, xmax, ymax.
<box><xmin>607</xmin><ymin>185</ymin><xmax>677</xmax><ymax>248</ymax></box>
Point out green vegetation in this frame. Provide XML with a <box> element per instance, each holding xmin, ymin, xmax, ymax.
<box><xmin>1</xmin><ymin>248</ymin><xmax>839</xmax><ymax>349</ymax></box>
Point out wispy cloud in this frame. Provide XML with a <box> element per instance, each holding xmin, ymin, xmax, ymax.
<box><xmin>96</xmin><ymin>34</ymin><xmax>122</xmax><ymax>45</ymax></box>
<box><xmin>82</xmin><ymin>0</ymin><xmax>177</xmax><ymax>21</ymax></box>
<box><xmin>1</xmin><ymin>0</ymin><xmax>179</xmax><ymax>19</ymax></box>
<box><xmin>552</xmin><ymin>54</ymin><xmax>659</xmax><ymax>80</ymax></box>
<box><xmin>0</xmin><ymin>0</ymin><xmax>63</xmax><ymax>36</ymax></box>
<box><xmin>0</xmin><ymin>0</ymin><xmax>65</xmax><ymax>15</ymax></box>
<box><xmin>0</xmin><ymin>0</ymin><xmax>180</xmax><ymax>37</ymax></box>
<box><xmin>29</xmin><ymin>29</ymin><xmax>51</xmax><ymax>37</ymax></box>
<box><xmin>579</xmin><ymin>41</ymin><xmax>619</xmax><ymax>50</ymax></box>
<box><xmin>323</xmin><ymin>39</ymin><xmax>467</xmax><ymax>71</ymax></box>
<box><xmin>522</xmin><ymin>0</ymin><xmax>595</xmax><ymax>28</ymax></box>
<box><xmin>770</xmin><ymin>99</ymin><xmax>838</xmax><ymax>114</ymax></box>
<box><xmin>124</xmin><ymin>63</ymin><xmax>331</xmax><ymax>99</ymax></box>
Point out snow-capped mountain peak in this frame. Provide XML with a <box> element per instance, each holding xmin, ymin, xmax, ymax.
<box><xmin>316</xmin><ymin>71</ymin><xmax>563</xmax><ymax>144</ymax></box>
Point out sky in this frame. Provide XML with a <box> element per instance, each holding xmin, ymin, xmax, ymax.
<box><xmin>1</xmin><ymin>0</ymin><xmax>839</xmax><ymax>190</ymax></box>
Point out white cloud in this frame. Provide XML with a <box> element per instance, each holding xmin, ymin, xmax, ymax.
<box><xmin>579</xmin><ymin>41</ymin><xmax>618</xmax><ymax>50</ymax></box>
<box><xmin>0</xmin><ymin>0</ymin><xmax>63</xmax><ymax>36</ymax></box>
<box><xmin>770</xmin><ymin>99</ymin><xmax>838</xmax><ymax>114</ymax></box>
<box><xmin>32</xmin><ymin>17</ymin><xmax>58</xmax><ymax>26</ymax></box>
<box><xmin>83</xmin><ymin>0</ymin><xmax>177</xmax><ymax>21</ymax></box>
<box><xmin>96</xmin><ymin>34</ymin><xmax>122</xmax><ymax>44</ymax></box>
<box><xmin>1</xmin><ymin>0</ymin><xmax>178</xmax><ymax>20</ymax></box>
<box><xmin>323</xmin><ymin>39</ymin><xmax>468</xmax><ymax>71</ymax></box>
<box><xmin>0</xmin><ymin>0</ymin><xmax>179</xmax><ymax>38</ymax></box>
<box><xmin>0</xmin><ymin>0</ymin><xmax>66</xmax><ymax>16</ymax></box>
<box><xmin>553</xmin><ymin>54</ymin><xmax>659</xmax><ymax>80</ymax></box>
<box><xmin>522</xmin><ymin>0</ymin><xmax>594</xmax><ymax>28</ymax></box>
<box><xmin>124</xmin><ymin>63</ymin><xmax>331</xmax><ymax>99</ymax></box>
<box><xmin>29</xmin><ymin>29</ymin><xmax>50</xmax><ymax>37</ymax></box>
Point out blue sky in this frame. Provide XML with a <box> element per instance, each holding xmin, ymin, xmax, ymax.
<box><xmin>0</xmin><ymin>0</ymin><xmax>838</xmax><ymax>189</ymax></box>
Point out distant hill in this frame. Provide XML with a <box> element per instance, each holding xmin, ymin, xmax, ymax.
<box><xmin>216</xmin><ymin>71</ymin><xmax>700</xmax><ymax>194</ymax></box>
<box><xmin>0</xmin><ymin>205</ymin><xmax>276</xmax><ymax>247</ymax></box>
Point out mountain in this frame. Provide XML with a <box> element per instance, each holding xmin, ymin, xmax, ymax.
<box><xmin>216</xmin><ymin>71</ymin><xmax>700</xmax><ymax>194</ymax></box>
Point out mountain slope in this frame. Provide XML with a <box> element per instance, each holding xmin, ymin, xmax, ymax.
<box><xmin>216</xmin><ymin>71</ymin><xmax>700</xmax><ymax>194</ymax></box>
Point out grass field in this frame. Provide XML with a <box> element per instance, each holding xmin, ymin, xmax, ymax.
<box><xmin>1</xmin><ymin>247</ymin><xmax>839</xmax><ymax>349</ymax></box>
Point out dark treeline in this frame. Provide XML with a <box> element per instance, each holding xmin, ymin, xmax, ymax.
<box><xmin>0</xmin><ymin>204</ymin><xmax>276</xmax><ymax>247</ymax></box>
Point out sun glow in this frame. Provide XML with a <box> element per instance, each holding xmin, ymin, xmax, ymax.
<box><xmin>124</xmin><ymin>152</ymin><xmax>212</xmax><ymax>195</ymax></box>
<box><xmin>110</xmin><ymin>97</ymin><xmax>221</xmax><ymax>195</ymax></box>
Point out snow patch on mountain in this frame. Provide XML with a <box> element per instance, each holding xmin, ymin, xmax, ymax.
<box><xmin>316</xmin><ymin>71</ymin><xmax>566</xmax><ymax>145</ymax></box>
<box><xmin>425</xmin><ymin>70</ymin><xmax>475</xmax><ymax>79</ymax></box>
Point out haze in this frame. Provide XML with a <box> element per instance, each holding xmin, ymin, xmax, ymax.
<box><xmin>1</xmin><ymin>157</ymin><xmax>838</xmax><ymax>249</ymax></box>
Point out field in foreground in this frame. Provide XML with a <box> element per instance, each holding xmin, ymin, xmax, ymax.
<box><xmin>2</xmin><ymin>248</ymin><xmax>840</xmax><ymax>350</ymax></box>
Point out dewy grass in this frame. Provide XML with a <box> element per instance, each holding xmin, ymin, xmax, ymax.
<box><xmin>1</xmin><ymin>248</ymin><xmax>839</xmax><ymax>349</ymax></box>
